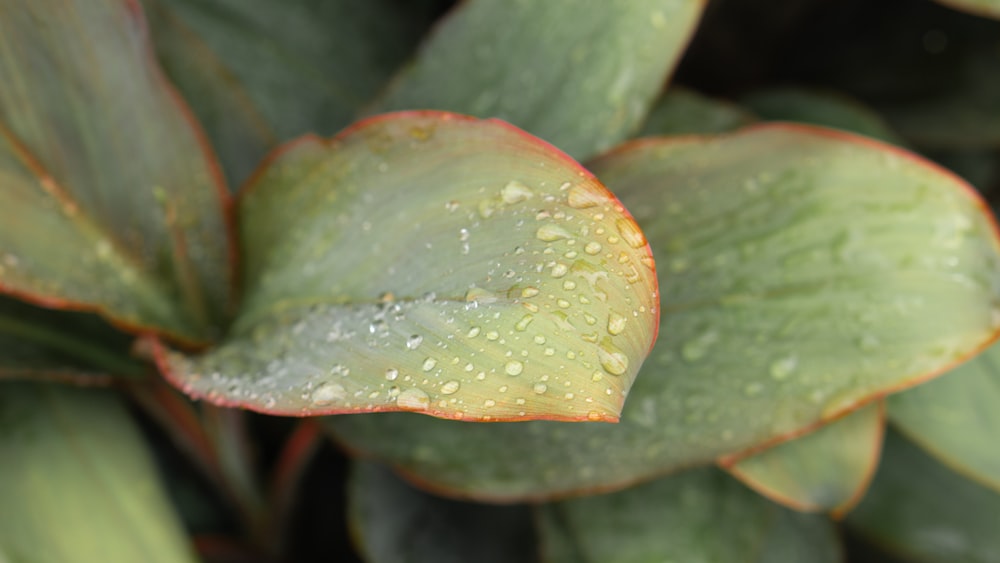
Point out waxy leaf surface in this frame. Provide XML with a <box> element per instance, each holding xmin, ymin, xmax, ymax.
<box><xmin>158</xmin><ymin>113</ymin><xmax>658</xmax><ymax>421</ymax></box>
<box><xmin>639</xmin><ymin>87</ymin><xmax>757</xmax><ymax>137</ymax></box>
<box><xmin>327</xmin><ymin>124</ymin><xmax>1000</xmax><ymax>500</ymax></box>
<box><xmin>0</xmin><ymin>0</ymin><xmax>233</xmax><ymax>340</ymax></box>
<box><xmin>373</xmin><ymin>0</ymin><xmax>706</xmax><ymax>160</ymax></box>
<box><xmin>727</xmin><ymin>403</ymin><xmax>884</xmax><ymax>515</ymax></box>
<box><xmin>348</xmin><ymin>461</ymin><xmax>536</xmax><ymax>563</ymax></box>
<box><xmin>847</xmin><ymin>430</ymin><xmax>1000</xmax><ymax>563</ymax></box>
<box><xmin>0</xmin><ymin>383</ymin><xmax>196</xmax><ymax>563</ymax></box>
<box><xmin>889</xmin><ymin>338</ymin><xmax>1000</xmax><ymax>493</ymax></box>
<box><xmin>537</xmin><ymin>468</ymin><xmax>841</xmax><ymax>563</ymax></box>
<box><xmin>0</xmin><ymin>296</ymin><xmax>145</xmax><ymax>383</ymax></box>
<box><xmin>143</xmin><ymin>0</ymin><xmax>437</xmax><ymax>186</ymax></box>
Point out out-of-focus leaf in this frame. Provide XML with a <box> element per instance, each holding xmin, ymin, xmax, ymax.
<box><xmin>638</xmin><ymin>86</ymin><xmax>757</xmax><ymax>137</ymax></box>
<box><xmin>156</xmin><ymin>112</ymin><xmax>658</xmax><ymax>421</ymax></box>
<box><xmin>348</xmin><ymin>461</ymin><xmax>536</xmax><ymax>563</ymax></box>
<box><xmin>726</xmin><ymin>402</ymin><xmax>884</xmax><ymax>515</ymax></box>
<box><xmin>326</xmin><ymin>123</ymin><xmax>1000</xmax><ymax>501</ymax></box>
<box><xmin>537</xmin><ymin>467</ymin><xmax>841</xmax><ymax>563</ymax></box>
<box><xmin>741</xmin><ymin>87</ymin><xmax>904</xmax><ymax>145</ymax></box>
<box><xmin>0</xmin><ymin>383</ymin><xmax>196</xmax><ymax>563</ymax></box>
<box><xmin>889</xmin><ymin>338</ymin><xmax>1000</xmax><ymax>493</ymax></box>
<box><xmin>0</xmin><ymin>0</ymin><xmax>234</xmax><ymax>341</ymax></box>
<box><xmin>932</xmin><ymin>1</ymin><xmax>1000</xmax><ymax>31</ymax></box>
<box><xmin>143</xmin><ymin>0</ymin><xmax>438</xmax><ymax>186</ymax></box>
<box><xmin>0</xmin><ymin>295</ymin><xmax>146</xmax><ymax>383</ymax></box>
<box><xmin>847</xmin><ymin>430</ymin><xmax>1000</xmax><ymax>563</ymax></box>
<box><xmin>373</xmin><ymin>0</ymin><xmax>706</xmax><ymax>160</ymax></box>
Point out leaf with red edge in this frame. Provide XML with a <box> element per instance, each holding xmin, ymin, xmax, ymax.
<box><xmin>155</xmin><ymin>112</ymin><xmax>659</xmax><ymax>421</ymax></box>
<box><xmin>0</xmin><ymin>0</ymin><xmax>234</xmax><ymax>342</ymax></box>
<box><xmin>725</xmin><ymin>402</ymin><xmax>885</xmax><ymax>516</ymax></box>
<box><xmin>325</xmin><ymin>124</ymin><xmax>1000</xmax><ymax>501</ymax></box>
<box><xmin>373</xmin><ymin>0</ymin><xmax>706</xmax><ymax>160</ymax></box>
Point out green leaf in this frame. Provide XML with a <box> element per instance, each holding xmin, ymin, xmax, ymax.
<box><xmin>847</xmin><ymin>429</ymin><xmax>1000</xmax><ymax>563</ymax></box>
<box><xmin>932</xmin><ymin>0</ymin><xmax>1000</xmax><ymax>22</ymax></box>
<box><xmin>0</xmin><ymin>0</ymin><xmax>234</xmax><ymax>341</ymax></box>
<box><xmin>741</xmin><ymin>87</ymin><xmax>905</xmax><ymax>145</ymax></box>
<box><xmin>0</xmin><ymin>296</ymin><xmax>146</xmax><ymax>383</ymax></box>
<box><xmin>372</xmin><ymin>0</ymin><xmax>706</xmax><ymax>160</ymax></box>
<box><xmin>0</xmin><ymin>383</ymin><xmax>196</xmax><ymax>563</ymax></box>
<box><xmin>157</xmin><ymin>112</ymin><xmax>659</xmax><ymax>421</ymax></box>
<box><xmin>537</xmin><ymin>467</ymin><xmax>841</xmax><ymax>563</ymax></box>
<box><xmin>726</xmin><ymin>402</ymin><xmax>884</xmax><ymax>515</ymax></box>
<box><xmin>142</xmin><ymin>0</ymin><xmax>438</xmax><ymax>186</ymax></box>
<box><xmin>889</xmin><ymin>338</ymin><xmax>1000</xmax><ymax>493</ymax></box>
<box><xmin>639</xmin><ymin>87</ymin><xmax>757</xmax><ymax>137</ymax></box>
<box><xmin>349</xmin><ymin>461</ymin><xmax>537</xmax><ymax>563</ymax></box>
<box><xmin>326</xmin><ymin>124</ymin><xmax>1000</xmax><ymax>500</ymax></box>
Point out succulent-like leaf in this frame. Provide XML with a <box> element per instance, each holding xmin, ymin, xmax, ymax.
<box><xmin>537</xmin><ymin>467</ymin><xmax>841</xmax><ymax>563</ymax></box>
<box><xmin>932</xmin><ymin>1</ymin><xmax>1000</xmax><ymax>25</ymax></box>
<box><xmin>156</xmin><ymin>112</ymin><xmax>658</xmax><ymax>421</ymax></box>
<box><xmin>326</xmin><ymin>124</ymin><xmax>1000</xmax><ymax>500</ymax></box>
<box><xmin>847</xmin><ymin>430</ymin><xmax>1000</xmax><ymax>563</ymax></box>
<box><xmin>889</xmin><ymin>338</ymin><xmax>1000</xmax><ymax>493</ymax></box>
<box><xmin>639</xmin><ymin>87</ymin><xmax>757</xmax><ymax>137</ymax></box>
<box><xmin>348</xmin><ymin>461</ymin><xmax>536</xmax><ymax>563</ymax></box>
<box><xmin>0</xmin><ymin>296</ymin><xmax>145</xmax><ymax>383</ymax></box>
<box><xmin>142</xmin><ymin>0</ymin><xmax>438</xmax><ymax>186</ymax></box>
<box><xmin>0</xmin><ymin>0</ymin><xmax>234</xmax><ymax>341</ymax></box>
<box><xmin>725</xmin><ymin>402</ymin><xmax>884</xmax><ymax>515</ymax></box>
<box><xmin>372</xmin><ymin>0</ymin><xmax>706</xmax><ymax>160</ymax></box>
<box><xmin>0</xmin><ymin>383</ymin><xmax>196</xmax><ymax>563</ymax></box>
<box><xmin>741</xmin><ymin>87</ymin><xmax>904</xmax><ymax>144</ymax></box>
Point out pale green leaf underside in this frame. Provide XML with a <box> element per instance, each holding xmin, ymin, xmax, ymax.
<box><xmin>373</xmin><ymin>0</ymin><xmax>706</xmax><ymax>160</ymax></box>
<box><xmin>0</xmin><ymin>0</ymin><xmax>232</xmax><ymax>340</ymax></box>
<box><xmin>537</xmin><ymin>467</ymin><xmax>841</xmax><ymax>563</ymax></box>
<box><xmin>728</xmin><ymin>403</ymin><xmax>884</xmax><ymax>514</ymax></box>
<box><xmin>325</xmin><ymin>124</ymin><xmax>1000</xmax><ymax>500</ymax></box>
<box><xmin>847</xmin><ymin>430</ymin><xmax>1000</xmax><ymax>563</ymax></box>
<box><xmin>160</xmin><ymin>113</ymin><xmax>658</xmax><ymax>421</ymax></box>
<box><xmin>889</xmin><ymin>338</ymin><xmax>1000</xmax><ymax>493</ymax></box>
<box><xmin>348</xmin><ymin>461</ymin><xmax>535</xmax><ymax>563</ymax></box>
<box><xmin>0</xmin><ymin>383</ymin><xmax>195</xmax><ymax>563</ymax></box>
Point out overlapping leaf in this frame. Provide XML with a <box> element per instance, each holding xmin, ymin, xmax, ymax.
<box><xmin>326</xmin><ymin>124</ymin><xmax>1000</xmax><ymax>500</ymax></box>
<box><xmin>348</xmin><ymin>461</ymin><xmax>537</xmax><ymax>563</ymax></box>
<box><xmin>932</xmin><ymin>1</ymin><xmax>1000</xmax><ymax>25</ymax></box>
<box><xmin>537</xmin><ymin>467</ymin><xmax>841</xmax><ymax>563</ymax></box>
<box><xmin>156</xmin><ymin>112</ymin><xmax>658</xmax><ymax>421</ymax></box>
<box><xmin>639</xmin><ymin>87</ymin><xmax>757</xmax><ymax>137</ymax></box>
<box><xmin>0</xmin><ymin>0</ymin><xmax>233</xmax><ymax>341</ymax></box>
<box><xmin>373</xmin><ymin>0</ymin><xmax>706</xmax><ymax>160</ymax></box>
<box><xmin>143</xmin><ymin>0</ymin><xmax>438</xmax><ymax>185</ymax></box>
<box><xmin>0</xmin><ymin>383</ymin><xmax>196</xmax><ymax>563</ymax></box>
<box><xmin>889</xmin><ymin>338</ymin><xmax>1000</xmax><ymax>492</ymax></box>
<box><xmin>847</xmin><ymin>430</ymin><xmax>1000</xmax><ymax>563</ymax></box>
<box><xmin>725</xmin><ymin>403</ymin><xmax>884</xmax><ymax>515</ymax></box>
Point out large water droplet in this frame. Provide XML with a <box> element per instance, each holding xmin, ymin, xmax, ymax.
<box><xmin>440</xmin><ymin>380</ymin><xmax>461</xmax><ymax>395</ymax></box>
<box><xmin>406</xmin><ymin>335</ymin><xmax>423</xmax><ymax>350</ymax></box>
<box><xmin>567</xmin><ymin>183</ymin><xmax>609</xmax><ymax>208</ymax></box>
<box><xmin>515</xmin><ymin>314</ymin><xmax>534</xmax><ymax>331</ymax></box>
<box><xmin>533</xmin><ymin>382</ymin><xmax>548</xmax><ymax>394</ymax></box>
<box><xmin>616</xmin><ymin>218</ymin><xmax>647</xmax><ymax>248</ymax></box>
<box><xmin>536</xmin><ymin>224</ymin><xmax>572</xmax><ymax>241</ymax></box>
<box><xmin>607</xmin><ymin>311</ymin><xmax>627</xmax><ymax>336</ymax></box>
<box><xmin>385</xmin><ymin>368</ymin><xmax>399</xmax><ymax>381</ymax></box>
<box><xmin>584</xmin><ymin>241</ymin><xmax>602</xmax><ymax>255</ymax></box>
<box><xmin>310</xmin><ymin>382</ymin><xmax>346</xmax><ymax>406</ymax></box>
<box><xmin>597</xmin><ymin>337</ymin><xmax>629</xmax><ymax>375</ymax></box>
<box><xmin>501</xmin><ymin>180</ymin><xmax>535</xmax><ymax>204</ymax></box>
<box><xmin>505</xmin><ymin>360</ymin><xmax>524</xmax><ymax>376</ymax></box>
<box><xmin>422</xmin><ymin>357</ymin><xmax>437</xmax><ymax>371</ymax></box>
<box><xmin>396</xmin><ymin>388</ymin><xmax>430</xmax><ymax>410</ymax></box>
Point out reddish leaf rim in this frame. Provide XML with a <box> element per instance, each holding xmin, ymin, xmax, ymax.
<box><xmin>151</xmin><ymin>110</ymin><xmax>659</xmax><ymax>423</ymax></box>
<box><xmin>0</xmin><ymin>0</ymin><xmax>238</xmax><ymax>348</ymax></box>
<box><xmin>722</xmin><ymin>401</ymin><xmax>887</xmax><ymax>519</ymax></box>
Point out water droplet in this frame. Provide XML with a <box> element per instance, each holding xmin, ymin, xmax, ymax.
<box><xmin>465</xmin><ymin>287</ymin><xmax>500</xmax><ymax>304</ymax></box>
<box><xmin>597</xmin><ymin>337</ymin><xmax>629</xmax><ymax>375</ymax></box>
<box><xmin>567</xmin><ymin>183</ymin><xmax>609</xmax><ymax>208</ymax></box>
<box><xmin>505</xmin><ymin>360</ymin><xmax>524</xmax><ymax>376</ymax></box>
<box><xmin>478</xmin><ymin>200</ymin><xmax>496</xmax><ymax>218</ymax></box>
<box><xmin>607</xmin><ymin>312</ymin><xmax>627</xmax><ymax>335</ymax></box>
<box><xmin>521</xmin><ymin>286</ymin><xmax>540</xmax><ymax>298</ymax></box>
<box><xmin>584</xmin><ymin>241</ymin><xmax>603</xmax><ymax>255</ymax></box>
<box><xmin>533</xmin><ymin>382</ymin><xmax>548</xmax><ymax>394</ymax></box>
<box><xmin>770</xmin><ymin>355</ymin><xmax>797</xmax><ymax>380</ymax></box>
<box><xmin>310</xmin><ymin>383</ymin><xmax>346</xmax><ymax>406</ymax></box>
<box><xmin>445</xmin><ymin>200</ymin><xmax>460</xmax><ymax>212</ymax></box>
<box><xmin>616</xmin><ymin>218</ymin><xmax>647</xmax><ymax>248</ymax></box>
<box><xmin>467</xmin><ymin>326</ymin><xmax>481</xmax><ymax>338</ymax></box>
<box><xmin>515</xmin><ymin>314</ymin><xmax>534</xmax><ymax>331</ymax></box>
<box><xmin>536</xmin><ymin>224</ymin><xmax>572</xmax><ymax>241</ymax></box>
<box><xmin>397</xmin><ymin>388</ymin><xmax>430</xmax><ymax>410</ymax></box>
<box><xmin>385</xmin><ymin>368</ymin><xmax>399</xmax><ymax>381</ymax></box>
<box><xmin>422</xmin><ymin>357</ymin><xmax>437</xmax><ymax>371</ymax></box>
<box><xmin>406</xmin><ymin>335</ymin><xmax>423</xmax><ymax>350</ymax></box>
<box><xmin>486</xmin><ymin>330</ymin><xmax>500</xmax><ymax>341</ymax></box>
<box><xmin>501</xmin><ymin>180</ymin><xmax>534</xmax><ymax>203</ymax></box>
<box><xmin>440</xmin><ymin>380</ymin><xmax>461</xmax><ymax>395</ymax></box>
<box><xmin>551</xmin><ymin>263</ymin><xmax>569</xmax><ymax>278</ymax></box>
